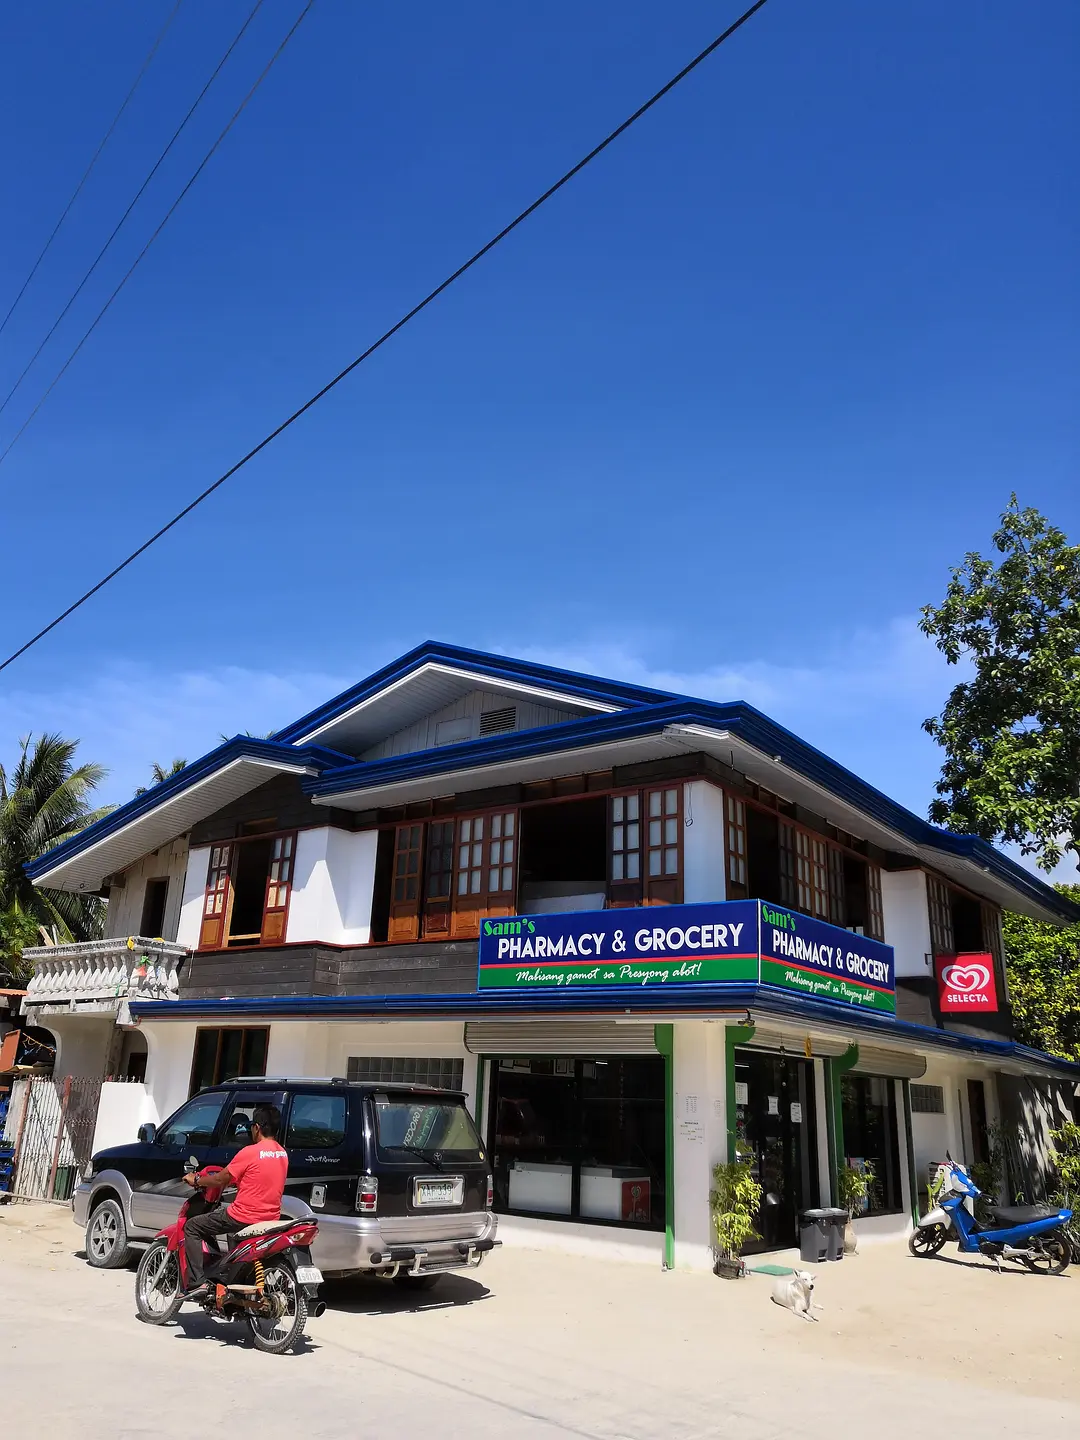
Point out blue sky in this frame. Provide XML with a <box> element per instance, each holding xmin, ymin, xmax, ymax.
<box><xmin>0</xmin><ymin>1</ymin><xmax>1076</xmax><ymax>874</ymax></box>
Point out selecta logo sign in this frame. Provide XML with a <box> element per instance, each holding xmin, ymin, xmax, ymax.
<box><xmin>935</xmin><ymin>953</ymin><xmax>999</xmax><ymax>1013</ymax></box>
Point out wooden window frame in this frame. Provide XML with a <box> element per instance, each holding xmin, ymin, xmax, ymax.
<box><xmin>643</xmin><ymin>784</ymin><xmax>683</xmax><ymax>905</ymax></box>
<box><xmin>926</xmin><ymin>872</ymin><xmax>955</xmax><ymax>956</ymax></box>
<box><xmin>866</xmin><ymin>864</ymin><xmax>885</xmax><ymax>942</ymax></box>
<box><xmin>388</xmin><ymin>822</ymin><xmax>425</xmax><ymax>942</ymax></box>
<box><xmin>197</xmin><ymin>830</ymin><xmax>297</xmax><ymax>952</ymax></box>
<box><xmin>422</xmin><ymin>818</ymin><xmax>456</xmax><ymax>939</ymax></box>
<box><xmin>450</xmin><ymin>808</ymin><xmax>518</xmax><ymax>938</ymax></box>
<box><xmin>609</xmin><ymin>789</ymin><xmax>644</xmax><ymax>906</ymax></box>
<box><xmin>724</xmin><ymin>794</ymin><xmax>748</xmax><ymax>900</ymax></box>
<box><xmin>188</xmin><ymin>1025</ymin><xmax>269</xmax><ymax>1095</ymax></box>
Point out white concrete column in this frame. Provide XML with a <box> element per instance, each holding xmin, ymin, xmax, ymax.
<box><xmin>682</xmin><ymin>781</ymin><xmax>727</xmax><ymax>904</ymax></box>
<box><xmin>814</xmin><ymin>1058</ymin><xmax>831</xmax><ymax>1202</ymax></box>
<box><xmin>894</xmin><ymin>1079</ymin><xmax>913</xmax><ymax>1223</ymax></box>
<box><xmin>672</xmin><ymin>1020</ymin><xmax>727</xmax><ymax>1271</ymax></box>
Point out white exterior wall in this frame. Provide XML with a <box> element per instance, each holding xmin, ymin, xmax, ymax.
<box><xmin>176</xmin><ymin>846</ymin><xmax>210</xmax><ymax>949</ymax></box>
<box><xmin>286</xmin><ymin>828</ymin><xmax>378</xmax><ymax>945</ymax></box>
<box><xmin>141</xmin><ymin>1020</ymin><xmax>202</xmax><ymax>1123</ymax></box>
<box><xmin>880</xmin><ymin>869</ymin><xmax>933</xmax><ymax>979</ymax></box>
<box><xmin>91</xmin><ymin>1081</ymin><xmax>157</xmax><ymax>1152</ymax></box>
<box><xmin>105</xmin><ymin>837</ymin><xmax>190</xmax><ymax>941</ymax></box>
<box><xmin>682</xmin><ymin>781</ymin><xmax>727</xmax><ymax>905</ymax></box>
<box><xmin>362</xmin><ymin>689</ymin><xmax>578</xmax><ymax>761</ymax></box>
<box><xmin>672</xmin><ymin>1020</ymin><xmax>727</xmax><ymax>1270</ymax></box>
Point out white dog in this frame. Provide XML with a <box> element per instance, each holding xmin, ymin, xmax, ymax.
<box><xmin>770</xmin><ymin>1269</ymin><xmax>818</xmax><ymax>1321</ymax></box>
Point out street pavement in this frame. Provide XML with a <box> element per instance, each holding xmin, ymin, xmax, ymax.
<box><xmin>1</xmin><ymin>1204</ymin><xmax>1078</xmax><ymax>1438</ymax></box>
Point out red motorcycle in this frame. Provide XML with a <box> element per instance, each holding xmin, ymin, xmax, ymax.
<box><xmin>134</xmin><ymin>1159</ymin><xmax>325</xmax><ymax>1354</ymax></box>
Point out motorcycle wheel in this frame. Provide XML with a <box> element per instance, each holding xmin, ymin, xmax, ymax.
<box><xmin>1025</xmin><ymin>1237</ymin><xmax>1070</xmax><ymax>1275</ymax></box>
<box><xmin>247</xmin><ymin>1262</ymin><xmax>308</xmax><ymax>1354</ymax></box>
<box><xmin>135</xmin><ymin>1240</ymin><xmax>183</xmax><ymax>1324</ymax></box>
<box><xmin>908</xmin><ymin>1224</ymin><xmax>948</xmax><ymax>1258</ymax></box>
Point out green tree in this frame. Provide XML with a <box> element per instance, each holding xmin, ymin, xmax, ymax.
<box><xmin>0</xmin><ymin>733</ymin><xmax>111</xmax><ymax>985</ymax></box>
<box><xmin>919</xmin><ymin>496</ymin><xmax>1080</xmax><ymax>873</ymax></box>
<box><xmin>134</xmin><ymin>758</ymin><xmax>186</xmax><ymax>796</ymax></box>
<box><xmin>1003</xmin><ymin>885</ymin><xmax>1080</xmax><ymax>1060</ymax></box>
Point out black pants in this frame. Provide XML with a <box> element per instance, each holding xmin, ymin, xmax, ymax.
<box><xmin>184</xmin><ymin>1205</ymin><xmax>246</xmax><ymax>1286</ymax></box>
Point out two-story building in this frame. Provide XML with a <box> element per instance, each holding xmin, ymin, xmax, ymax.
<box><xmin>23</xmin><ymin>642</ymin><xmax>1080</xmax><ymax>1268</ymax></box>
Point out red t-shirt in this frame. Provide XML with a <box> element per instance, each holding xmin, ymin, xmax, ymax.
<box><xmin>226</xmin><ymin>1140</ymin><xmax>289</xmax><ymax>1224</ymax></box>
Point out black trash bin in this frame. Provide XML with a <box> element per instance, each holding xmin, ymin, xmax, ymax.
<box><xmin>824</xmin><ymin>1208</ymin><xmax>848</xmax><ymax>1261</ymax></box>
<box><xmin>798</xmin><ymin>1208</ymin><xmax>829</xmax><ymax>1263</ymax></box>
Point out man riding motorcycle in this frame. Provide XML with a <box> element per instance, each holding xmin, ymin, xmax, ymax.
<box><xmin>181</xmin><ymin>1103</ymin><xmax>288</xmax><ymax>1297</ymax></box>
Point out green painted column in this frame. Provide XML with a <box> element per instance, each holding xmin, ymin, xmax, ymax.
<box><xmin>654</xmin><ymin>1024</ymin><xmax>675</xmax><ymax>1269</ymax></box>
<box><xmin>826</xmin><ymin>1043</ymin><xmax>859</xmax><ymax>1204</ymax></box>
<box><xmin>901</xmin><ymin>1078</ymin><xmax>919</xmax><ymax>1225</ymax></box>
<box><xmin>725</xmin><ymin>1023</ymin><xmax>756</xmax><ymax>1163</ymax></box>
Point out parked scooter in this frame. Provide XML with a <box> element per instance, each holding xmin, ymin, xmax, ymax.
<box><xmin>134</xmin><ymin>1158</ymin><xmax>325</xmax><ymax>1353</ymax></box>
<box><xmin>909</xmin><ymin>1158</ymin><xmax>1072</xmax><ymax>1273</ymax></box>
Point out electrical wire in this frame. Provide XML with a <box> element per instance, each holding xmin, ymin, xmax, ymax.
<box><xmin>0</xmin><ymin>0</ymin><xmax>268</xmax><ymax>422</ymax></box>
<box><xmin>0</xmin><ymin>0</ymin><xmax>314</xmax><ymax>466</ymax></box>
<box><xmin>0</xmin><ymin>0</ymin><xmax>770</xmax><ymax>676</ymax></box>
<box><xmin>0</xmin><ymin>0</ymin><xmax>185</xmax><ymax>340</ymax></box>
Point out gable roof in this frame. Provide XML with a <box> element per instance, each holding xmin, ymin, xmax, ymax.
<box><xmin>271</xmin><ymin>640</ymin><xmax>677</xmax><ymax>753</ymax></box>
<box><xmin>24</xmin><ymin>738</ymin><xmax>351</xmax><ymax>891</ymax></box>
<box><xmin>23</xmin><ymin>640</ymin><xmax>1080</xmax><ymax>924</ymax></box>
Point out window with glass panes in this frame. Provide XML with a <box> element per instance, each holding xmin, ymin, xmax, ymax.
<box><xmin>646</xmin><ymin>787</ymin><xmax>680</xmax><ymax>879</ymax></box>
<box><xmin>927</xmin><ymin>874</ymin><xmax>954</xmax><ymax>955</ymax></box>
<box><xmin>611</xmin><ymin>794</ymin><xmax>642</xmax><ymax>884</ymax></box>
<box><xmin>199</xmin><ymin>843</ymin><xmax>233</xmax><ymax>949</ymax></box>
<box><xmin>867</xmin><ymin>866</ymin><xmax>885</xmax><ymax>942</ymax></box>
<box><xmin>725</xmin><ymin>795</ymin><xmax>747</xmax><ymax>899</ymax></box>
<box><xmin>457</xmin><ymin>815</ymin><xmax>486</xmax><ymax>897</ymax></box>
<box><xmin>388</xmin><ymin>823</ymin><xmax>425</xmax><ymax>942</ymax></box>
<box><xmin>452</xmin><ymin>810</ymin><xmax>517</xmax><ymax>936</ymax></box>
<box><xmin>488</xmin><ymin>811</ymin><xmax>516</xmax><ymax>894</ymax></box>
<box><xmin>421</xmin><ymin>818</ymin><xmax>456</xmax><ymax>938</ymax></box>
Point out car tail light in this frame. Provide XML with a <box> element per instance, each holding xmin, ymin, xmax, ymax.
<box><xmin>356</xmin><ymin>1176</ymin><xmax>379</xmax><ymax>1213</ymax></box>
<box><xmin>486</xmin><ymin>1174</ymin><xmax>494</xmax><ymax>1208</ymax></box>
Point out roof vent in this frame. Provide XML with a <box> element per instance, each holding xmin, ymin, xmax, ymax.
<box><xmin>479</xmin><ymin>706</ymin><xmax>516</xmax><ymax>737</ymax></box>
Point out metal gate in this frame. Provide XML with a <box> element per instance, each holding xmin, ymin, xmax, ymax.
<box><xmin>3</xmin><ymin>1077</ymin><xmax>102</xmax><ymax>1202</ymax></box>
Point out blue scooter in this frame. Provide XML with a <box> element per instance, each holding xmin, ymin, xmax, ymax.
<box><xmin>909</xmin><ymin>1159</ymin><xmax>1071</xmax><ymax>1273</ymax></box>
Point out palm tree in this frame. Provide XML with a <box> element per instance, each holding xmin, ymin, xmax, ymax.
<box><xmin>134</xmin><ymin>758</ymin><xmax>186</xmax><ymax>796</ymax></box>
<box><xmin>0</xmin><ymin>734</ymin><xmax>111</xmax><ymax>983</ymax></box>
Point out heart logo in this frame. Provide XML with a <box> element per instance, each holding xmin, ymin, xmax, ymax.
<box><xmin>941</xmin><ymin>962</ymin><xmax>990</xmax><ymax>994</ymax></box>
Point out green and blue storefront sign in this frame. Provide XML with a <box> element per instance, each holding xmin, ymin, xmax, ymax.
<box><xmin>478</xmin><ymin>899</ymin><xmax>895</xmax><ymax>1014</ymax></box>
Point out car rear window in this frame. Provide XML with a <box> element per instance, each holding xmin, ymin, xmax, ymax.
<box><xmin>373</xmin><ymin>1096</ymin><xmax>483</xmax><ymax>1161</ymax></box>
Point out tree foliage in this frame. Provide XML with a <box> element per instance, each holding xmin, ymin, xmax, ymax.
<box><xmin>920</xmin><ymin>496</ymin><xmax>1080</xmax><ymax>873</ymax></box>
<box><xmin>134</xmin><ymin>758</ymin><xmax>186</xmax><ymax>796</ymax></box>
<box><xmin>1003</xmin><ymin>886</ymin><xmax>1080</xmax><ymax>1061</ymax></box>
<box><xmin>0</xmin><ymin>733</ymin><xmax>111</xmax><ymax>985</ymax></box>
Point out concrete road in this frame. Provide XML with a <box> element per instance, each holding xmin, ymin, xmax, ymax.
<box><xmin>1</xmin><ymin>1204</ymin><xmax>1078</xmax><ymax>1439</ymax></box>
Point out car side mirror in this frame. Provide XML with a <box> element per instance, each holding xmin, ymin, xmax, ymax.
<box><xmin>137</xmin><ymin>1122</ymin><xmax>157</xmax><ymax>1145</ymax></box>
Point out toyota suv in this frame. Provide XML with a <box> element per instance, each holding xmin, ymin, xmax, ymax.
<box><xmin>73</xmin><ymin>1077</ymin><xmax>498</xmax><ymax>1288</ymax></box>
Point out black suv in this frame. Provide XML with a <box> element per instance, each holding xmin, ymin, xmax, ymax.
<box><xmin>73</xmin><ymin>1078</ymin><xmax>498</xmax><ymax>1287</ymax></box>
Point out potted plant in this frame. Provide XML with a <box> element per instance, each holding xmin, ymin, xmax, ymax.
<box><xmin>709</xmin><ymin>1161</ymin><xmax>762</xmax><ymax>1278</ymax></box>
<box><xmin>837</xmin><ymin>1161</ymin><xmax>875</xmax><ymax>1252</ymax></box>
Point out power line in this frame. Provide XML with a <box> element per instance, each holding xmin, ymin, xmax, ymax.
<box><xmin>0</xmin><ymin>0</ymin><xmax>771</xmax><ymax>676</ymax></box>
<box><xmin>0</xmin><ymin>0</ymin><xmax>313</xmax><ymax>468</ymax></box>
<box><xmin>0</xmin><ymin>0</ymin><xmax>269</xmax><ymax>423</ymax></box>
<box><xmin>0</xmin><ymin>0</ymin><xmax>185</xmax><ymax>340</ymax></box>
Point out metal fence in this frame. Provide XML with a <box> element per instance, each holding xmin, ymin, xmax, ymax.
<box><xmin>2</xmin><ymin>1077</ymin><xmax>102</xmax><ymax>1202</ymax></box>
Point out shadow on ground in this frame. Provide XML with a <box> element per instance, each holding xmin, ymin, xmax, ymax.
<box><xmin>321</xmin><ymin>1272</ymin><xmax>491</xmax><ymax>1315</ymax></box>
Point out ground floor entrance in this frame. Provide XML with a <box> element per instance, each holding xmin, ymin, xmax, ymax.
<box><xmin>732</xmin><ymin>1048</ymin><xmax>819</xmax><ymax>1251</ymax></box>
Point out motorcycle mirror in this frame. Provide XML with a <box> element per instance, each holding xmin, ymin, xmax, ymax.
<box><xmin>185</xmin><ymin>1155</ymin><xmax>198</xmax><ymax>1171</ymax></box>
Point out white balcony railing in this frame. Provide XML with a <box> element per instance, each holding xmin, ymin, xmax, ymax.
<box><xmin>21</xmin><ymin>937</ymin><xmax>187</xmax><ymax>1014</ymax></box>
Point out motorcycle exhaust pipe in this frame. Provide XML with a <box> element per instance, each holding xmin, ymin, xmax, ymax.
<box><xmin>311</xmin><ymin>1301</ymin><xmax>327</xmax><ymax>1318</ymax></box>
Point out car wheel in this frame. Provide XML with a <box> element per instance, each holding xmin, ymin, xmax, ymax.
<box><xmin>393</xmin><ymin>1272</ymin><xmax>441</xmax><ymax>1291</ymax></box>
<box><xmin>86</xmin><ymin>1197</ymin><xmax>135</xmax><ymax>1269</ymax></box>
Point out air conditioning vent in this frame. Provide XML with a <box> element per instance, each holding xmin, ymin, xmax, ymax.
<box><xmin>479</xmin><ymin>706</ymin><xmax>516</xmax><ymax>736</ymax></box>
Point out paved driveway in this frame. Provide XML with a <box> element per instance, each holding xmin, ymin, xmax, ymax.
<box><xmin>1</xmin><ymin>1204</ymin><xmax>1078</xmax><ymax>1438</ymax></box>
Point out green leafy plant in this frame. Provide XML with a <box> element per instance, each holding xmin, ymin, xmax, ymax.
<box><xmin>1003</xmin><ymin>890</ymin><xmax>1080</xmax><ymax>1061</ymax></box>
<box><xmin>837</xmin><ymin>1162</ymin><xmax>875</xmax><ymax>1218</ymax></box>
<box><xmin>1049</xmin><ymin>1120</ymin><xmax>1080</xmax><ymax>1258</ymax></box>
<box><xmin>709</xmin><ymin>1161</ymin><xmax>762</xmax><ymax>1260</ymax></box>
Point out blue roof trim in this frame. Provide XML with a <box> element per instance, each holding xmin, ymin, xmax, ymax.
<box><xmin>271</xmin><ymin>640</ymin><xmax>678</xmax><ymax>744</ymax></box>
<box><xmin>304</xmin><ymin>697</ymin><xmax>1080</xmax><ymax>923</ymax></box>
<box><xmin>24</xmin><ymin>737</ymin><xmax>353</xmax><ymax>881</ymax></box>
<box><xmin>129</xmin><ymin>986</ymin><xmax>1080</xmax><ymax>1077</ymax></box>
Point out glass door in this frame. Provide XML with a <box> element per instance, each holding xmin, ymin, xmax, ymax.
<box><xmin>733</xmin><ymin>1049</ymin><xmax>818</xmax><ymax>1251</ymax></box>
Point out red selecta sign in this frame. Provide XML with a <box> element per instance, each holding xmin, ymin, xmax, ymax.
<box><xmin>934</xmin><ymin>952</ymin><xmax>999</xmax><ymax>1013</ymax></box>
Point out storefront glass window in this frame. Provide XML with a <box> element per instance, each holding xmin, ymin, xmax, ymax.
<box><xmin>840</xmin><ymin>1074</ymin><xmax>903</xmax><ymax>1215</ymax></box>
<box><xmin>490</xmin><ymin>1057</ymin><xmax>664</xmax><ymax>1229</ymax></box>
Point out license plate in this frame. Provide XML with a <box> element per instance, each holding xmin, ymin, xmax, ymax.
<box><xmin>295</xmin><ymin>1266</ymin><xmax>323</xmax><ymax>1285</ymax></box>
<box><xmin>413</xmin><ymin>1176</ymin><xmax>464</xmax><ymax>1207</ymax></box>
